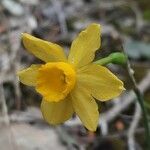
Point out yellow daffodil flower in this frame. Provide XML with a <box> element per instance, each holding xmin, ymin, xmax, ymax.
<box><xmin>18</xmin><ymin>23</ymin><xmax>124</xmax><ymax>131</ymax></box>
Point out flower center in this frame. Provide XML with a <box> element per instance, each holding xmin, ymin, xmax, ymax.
<box><xmin>36</xmin><ymin>62</ymin><xmax>76</xmax><ymax>102</ymax></box>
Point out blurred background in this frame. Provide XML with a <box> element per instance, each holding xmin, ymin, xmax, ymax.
<box><xmin>0</xmin><ymin>0</ymin><xmax>150</xmax><ymax>149</ymax></box>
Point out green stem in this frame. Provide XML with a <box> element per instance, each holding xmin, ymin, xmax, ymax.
<box><xmin>94</xmin><ymin>56</ymin><xmax>112</xmax><ymax>65</ymax></box>
<box><xmin>144</xmin><ymin>101</ymin><xmax>150</xmax><ymax>110</ymax></box>
<box><xmin>126</xmin><ymin>60</ymin><xmax>150</xmax><ymax>150</ymax></box>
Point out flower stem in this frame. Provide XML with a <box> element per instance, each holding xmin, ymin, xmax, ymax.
<box><xmin>126</xmin><ymin>59</ymin><xmax>150</xmax><ymax>150</ymax></box>
<box><xmin>94</xmin><ymin>56</ymin><xmax>112</xmax><ymax>65</ymax></box>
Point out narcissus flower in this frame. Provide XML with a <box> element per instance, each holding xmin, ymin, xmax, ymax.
<box><xmin>18</xmin><ymin>23</ymin><xmax>124</xmax><ymax>131</ymax></box>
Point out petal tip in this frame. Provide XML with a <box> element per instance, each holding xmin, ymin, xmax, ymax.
<box><xmin>22</xmin><ymin>33</ymin><xmax>33</xmax><ymax>42</ymax></box>
<box><xmin>21</xmin><ymin>32</ymin><xmax>28</xmax><ymax>38</ymax></box>
<box><xmin>21</xmin><ymin>32</ymin><xmax>24</xmax><ymax>37</ymax></box>
<box><xmin>119</xmin><ymin>80</ymin><xmax>125</xmax><ymax>91</ymax></box>
<box><xmin>89</xmin><ymin>23</ymin><xmax>101</xmax><ymax>32</ymax></box>
<box><xmin>90</xmin><ymin>23</ymin><xmax>100</xmax><ymax>27</ymax></box>
<box><xmin>17</xmin><ymin>70</ymin><xmax>25</xmax><ymax>77</ymax></box>
<box><xmin>120</xmin><ymin>86</ymin><xmax>126</xmax><ymax>91</ymax></box>
<box><xmin>17</xmin><ymin>71</ymin><xmax>21</xmax><ymax>76</ymax></box>
<box><xmin>88</xmin><ymin>126</ymin><xmax>97</xmax><ymax>132</ymax></box>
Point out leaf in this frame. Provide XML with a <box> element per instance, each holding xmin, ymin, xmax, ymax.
<box><xmin>124</xmin><ymin>39</ymin><xmax>150</xmax><ymax>59</ymax></box>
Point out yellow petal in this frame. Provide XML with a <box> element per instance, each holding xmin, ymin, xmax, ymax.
<box><xmin>68</xmin><ymin>23</ymin><xmax>101</xmax><ymax>68</ymax></box>
<box><xmin>17</xmin><ymin>64</ymin><xmax>41</xmax><ymax>86</ymax></box>
<box><xmin>41</xmin><ymin>97</ymin><xmax>73</xmax><ymax>125</ymax></box>
<box><xmin>71</xmin><ymin>83</ymin><xmax>99</xmax><ymax>131</ymax></box>
<box><xmin>22</xmin><ymin>33</ymin><xmax>67</xmax><ymax>62</ymax></box>
<box><xmin>78</xmin><ymin>64</ymin><xmax>125</xmax><ymax>101</ymax></box>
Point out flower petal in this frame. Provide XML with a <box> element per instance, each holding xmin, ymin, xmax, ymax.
<box><xmin>77</xmin><ymin>64</ymin><xmax>125</xmax><ymax>101</ymax></box>
<box><xmin>17</xmin><ymin>64</ymin><xmax>41</xmax><ymax>86</ymax></box>
<box><xmin>68</xmin><ymin>23</ymin><xmax>101</xmax><ymax>68</ymax></box>
<box><xmin>22</xmin><ymin>33</ymin><xmax>67</xmax><ymax>62</ymax></box>
<box><xmin>41</xmin><ymin>97</ymin><xmax>73</xmax><ymax>125</ymax></box>
<box><xmin>71</xmin><ymin>83</ymin><xmax>99</xmax><ymax>131</ymax></box>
